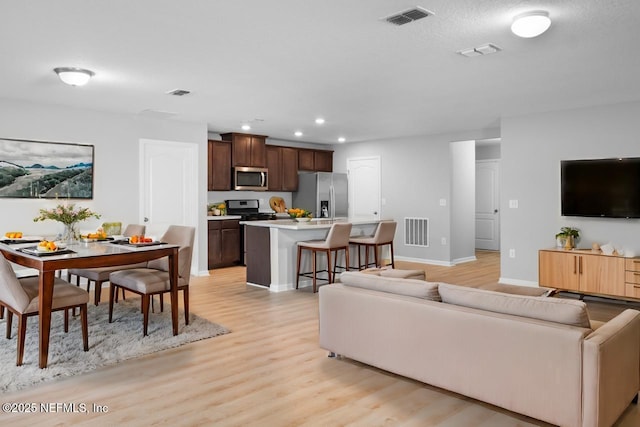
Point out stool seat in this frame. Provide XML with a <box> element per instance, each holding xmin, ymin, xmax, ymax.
<box><xmin>349</xmin><ymin>221</ymin><xmax>397</xmax><ymax>270</ymax></box>
<box><xmin>296</xmin><ymin>223</ymin><xmax>352</xmax><ymax>293</ymax></box>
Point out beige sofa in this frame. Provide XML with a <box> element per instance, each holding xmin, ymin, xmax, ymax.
<box><xmin>319</xmin><ymin>271</ymin><xmax>640</xmax><ymax>427</ymax></box>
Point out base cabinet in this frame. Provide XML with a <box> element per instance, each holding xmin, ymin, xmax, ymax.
<box><xmin>208</xmin><ymin>220</ymin><xmax>240</xmax><ymax>269</ymax></box>
<box><xmin>539</xmin><ymin>249</ymin><xmax>626</xmax><ymax>298</ymax></box>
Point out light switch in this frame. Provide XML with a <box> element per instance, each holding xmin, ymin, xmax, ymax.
<box><xmin>439</xmin><ymin>199</ymin><xmax>447</xmax><ymax>207</ymax></box>
<box><xmin>509</xmin><ymin>200</ymin><xmax>519</xmax><ymax>209</ymax></box>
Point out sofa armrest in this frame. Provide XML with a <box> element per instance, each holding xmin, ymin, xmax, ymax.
<box><xmin>583</xmin><ymin>309</ymin><xmax>640</xmax><ymax>427</ymax></box>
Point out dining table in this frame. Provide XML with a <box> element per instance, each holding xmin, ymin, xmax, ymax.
<box><xmin>0</xmin><ymin>238</ymin><xmax>180</xmax><ymax>368</ymax></box>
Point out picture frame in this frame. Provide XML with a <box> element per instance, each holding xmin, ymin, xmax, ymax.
<box><xmin>0</xmin><ymin>138</ymin><xmax>94</xmax><ymax>199</ymax></box>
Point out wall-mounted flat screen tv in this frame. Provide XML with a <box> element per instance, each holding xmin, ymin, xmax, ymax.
<box><xmin>561</xmin><ymin>157</ymin><xmax>640</xmax><ymax>218</ymax></box>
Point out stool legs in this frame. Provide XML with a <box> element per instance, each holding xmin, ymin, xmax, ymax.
<box><xmin>296</xmin><ymin>246</ymin><xmax>350</xmax><ymax>293</ymax></box>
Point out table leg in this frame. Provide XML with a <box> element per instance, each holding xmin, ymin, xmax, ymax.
<box><xmin>170</xmin><ymin>249</ymin><xmax>179</xmax><ymax>336</ymax></box>
<box><xmin>38</xmin><ymin>270</ymin><xmax>55</xmax><ymax>368</ymax></box>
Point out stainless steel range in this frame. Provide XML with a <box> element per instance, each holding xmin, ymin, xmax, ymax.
<box><xmin>225</xmin><ymin>199</ymin><xmax>274</xmax><ymax>265</ymax></box>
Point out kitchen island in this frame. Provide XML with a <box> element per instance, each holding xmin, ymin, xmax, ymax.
<box><xmin>242</xmin><ymin>218</ymin><xmax>382</xmax><ymax>291</ymax></box>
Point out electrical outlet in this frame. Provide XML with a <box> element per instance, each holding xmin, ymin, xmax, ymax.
<box><xmin>509</xmin><ymin>249</ymin><xmax>516</xmax><ymax>258</ymax></box>
<box><xmin>441</xmin><ymin>237</ymin><xmax>447</xmax><ymax>245</ymax></box>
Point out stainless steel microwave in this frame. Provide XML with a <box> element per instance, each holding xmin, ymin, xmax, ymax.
<box><xmin>234</xmin><ymin>167</ymin><xmax>268</xmax><ymax>191</ymax></box>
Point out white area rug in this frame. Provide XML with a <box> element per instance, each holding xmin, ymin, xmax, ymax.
<box><xmin>0</xmin><ymin>298</ymin><xmax>230</xmax><ymax>393</ymax></box>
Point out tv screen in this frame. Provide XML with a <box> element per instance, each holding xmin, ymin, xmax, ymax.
<box><xmin>561</xmin><ymin>157</ymin><xmax>640</xmax><ymax>218</ymax></box>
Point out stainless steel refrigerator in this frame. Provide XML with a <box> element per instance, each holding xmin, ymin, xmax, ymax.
<box><xmin>293</xmin><ymin>172</ymin><xmax>348</xmax><ymax>219</ymax></box>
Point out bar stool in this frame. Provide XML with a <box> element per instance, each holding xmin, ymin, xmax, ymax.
<box><xmin>296</xmin><ymin>222</ymin><xmax>352</xmax><ymax>293</ymax></box>
<box><xmin>349</xmin><ymin>221</ymin><xmax>397</xmax><ymax>270</ymax></box>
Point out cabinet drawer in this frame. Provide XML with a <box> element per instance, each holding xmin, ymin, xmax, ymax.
<box><xmin>626</xmin><ymin>258</ymin><xmax>640</xmax><ymax>272</ymax></box>
<box><xmin>625</xmin><ymin>283</ymin><xmax>640</xmax><ymax>298</ymax></box>
<box><xmin>626</xmin><ymin>271</ymin><xmax>640</xmax><ymax>285</ymax></box>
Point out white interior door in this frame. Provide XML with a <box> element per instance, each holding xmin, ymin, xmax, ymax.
<box><xmin>475</xmin><ymin>160</ymin><xmax>500</xmax><ymax>250</ymax></box>
<box><xmin>139</xmin><ymin>139</ymin><xmax>198</xmax><ymax>239</ymax></box>
<box><xmin>347</xmin><ymin>156</ymin><xmax>381</xmax><ymax>220</ymax></box>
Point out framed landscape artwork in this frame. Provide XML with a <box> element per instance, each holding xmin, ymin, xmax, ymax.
<box><xmin>0</xmin><ymin>138</ymin><xmax>94</xmax><ymax>199</ymax></box>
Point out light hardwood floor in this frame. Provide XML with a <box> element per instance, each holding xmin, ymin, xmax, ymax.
<box><xmin>3</xmin><ymin>251</ymin><xmax>639</xmax><ymax>426</ymax></box>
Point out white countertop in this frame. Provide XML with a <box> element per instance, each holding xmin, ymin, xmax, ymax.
<box><xmin>241</xmin><ymin>218</ymin><xmax>383</xmax><ymax>230</ymax></box>
<box><xmin>207</xmin><ymin>215</ymin><xmax>242</xmax><ymax>220</ymax></box>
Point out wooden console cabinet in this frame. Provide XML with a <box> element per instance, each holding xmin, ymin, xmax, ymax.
<box><xmin>539</xmin><ymin>249</ymin><xmax>627</xmax><ymax>298</ymax></box>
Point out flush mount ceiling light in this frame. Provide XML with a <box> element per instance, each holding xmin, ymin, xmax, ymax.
<box><xmin>53</xmin><ymin>67</ymin><xmax>94</xmax><ymax>86</ymax></box>
<box><xmin>241</xmin><ymin>124</ymin><xmax>251</xmax><ymax>131</ymax></box>
<box><xmin>337</xmin><ymin>137</ymin><xmax>346</xmax><ymax>143</ymax></box>
<box><xmin>315</xmin><ymin>118</ymin><xmax>325</xmax><ymax>125</ymax></box>
<box><xmin>511</xmin><ymin>11</ymin><xmax>551</xmax><ymax>38</ymax></box>
<box><xmin>294</xmin><ymin>131</ymin><xmax>303</xmax><ymax>137</ymax></box>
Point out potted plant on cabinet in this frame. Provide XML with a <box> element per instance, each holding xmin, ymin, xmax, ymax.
<box><xmin>556</xmin><ymin>227</ymin><xmax>580</xmax><ymax>249</ymax></box>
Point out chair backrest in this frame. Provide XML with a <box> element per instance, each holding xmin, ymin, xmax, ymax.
<box><xmin>0</xmin><ymin>254</ymin><xmax>30</xmax><ymax>313</ymax></box>
<box><xmin>147</xmin><ymin>225</ymin><xmax>196</xmax><ymax>284</ymax></box>
<box><xmin>123</xmin><ymin>224</ymin><xmax>146</xmax><ymax>237</ymax></box>
<box><xmin>325</xmin><ymin>222</ymin><xmax>353</xmax><ymax>248</ymax></box>
<box><xmin>373</xmin><ymin>221</ymin><xmax>397</xmax><ymax>244</ymax></box>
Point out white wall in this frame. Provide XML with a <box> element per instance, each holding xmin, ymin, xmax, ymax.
<box><xmin>0</xmin><ymin>99</ymin><xmax>209</xmax><ymax>274</ymax></box>
<box><xmin>450</xmin><ymin>140</ymin><xmax>476</xmax><ymax>263</ymax></box>
<box><xmin>332</xmin><ymin>129</ymin><xmax>498</xmax><ymax>265</ymax></box>
<box><xmin>500</xmin><ymin>100</ymin><xmax>640</xmax><ymax>285</ymax></box>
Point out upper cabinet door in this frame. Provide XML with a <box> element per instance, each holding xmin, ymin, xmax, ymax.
<box><xmin>281</xmin><ymin>147</ymin><xmax>299</xmax><ymax>191</ymax></box>
<box><xmin>221</xmin><ymin>133</ymin><xmax>268</xmax><ymax>167</ymax></box>
<box><xmin>298</xmin><ymin>149</ymin><xmax>315</xmax><ymax>171</ymax></box>
<box><xmin>314</xmin><ymin>150</ymin><xmax>333</xmax><ymax>172</ymax></box>
<box><xmin>266</xmin><ymin>145</ymin><xmax>282</xmax><ymax>191</ymax></box>
<box><xmin>208</xmin><ymin>140</ymin><xmax>232</xmax><ymax>191</ymax></box>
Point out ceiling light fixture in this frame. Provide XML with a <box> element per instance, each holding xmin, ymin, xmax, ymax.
<box><xmin>315</xmin><ymin>118</ymin><xmax>325</xmax><ymax>125</ymax></box>
<box><xmin>53</xmin><ymin>67</ymin><xmax>95</xmax><ymax>86</ymax></box>
<box><xmin>294</xmin><ymin>131</ymin><xmax>303</xmax><ymax>137</ymax></box>
<box><xmin>241</xmin><ymin>124</ymin><xmax>251</xmax><ymax>131</ymax></box>
<box><xmin>510</xmin><ymin>11</ymin><xmax>551</xmax><ymax>38</ymax></box>
<box><xmin>338</xmin><ymin>137</ymin><xmax>346</xmax><ymax>143</ymax></box>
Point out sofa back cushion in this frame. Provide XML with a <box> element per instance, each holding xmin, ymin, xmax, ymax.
<box><xmin>339</xmin><ymin>271</ymin><xmax>440</xmax><ymax>301</ymax></box>
<box><xmin>438</xmin><ymin>283</ymin><xmax>591</xmax><ymax>328</ymax></box>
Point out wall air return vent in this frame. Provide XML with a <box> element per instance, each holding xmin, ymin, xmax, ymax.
<box><xmin>166</xmin><ymin>88</ymin><xmax>191</xmax><ymax>96</ymax></box>
<box><xmin>384</xmin><ymin>7</ymin><xmax>433</xmax><ymax>26</ymax></box>
<box><xmin>404</xmin><ymin>217</ymin><xmax>429</xmax><ymax>247</ymax></box>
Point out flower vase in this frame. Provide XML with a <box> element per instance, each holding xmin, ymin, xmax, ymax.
<box><xmin>62</xmin><ymin>222</ymin><xmax>78</xmax><ymax>245</ymax></box>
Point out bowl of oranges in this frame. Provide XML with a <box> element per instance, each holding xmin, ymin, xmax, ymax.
<box><xmin>4</xmin><ymin>231</ymin><xmax>23</xmax><ymax>239</ymax></box>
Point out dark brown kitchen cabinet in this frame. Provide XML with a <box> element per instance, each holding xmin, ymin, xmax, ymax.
<box><xmin>221</xmin><ymin>132</ymin><xmax>267</xmax><ymax>168</ymax></box>
<box><xmin>298</xmin><ymin>148</ymin><xmax>333</xmax><ymax>172</ymax></box>
<box><xmin>208</xmin><ymin>140</ymin><xmax>232</xmax><ymax>191</ymax></box>
<box><xmin>314</xmin><ymin>150</ymin><xmax>333</xmax><ymax>172</ymax></box>
<box><xmin>266</xmin><ymin>145</ymin><xmax>299</xmax><ymax>191</ymax></box>
<box><xmin>208</xmin><ymin>220</ymin><xmax>240</xmax><ymax>269</ymax></box>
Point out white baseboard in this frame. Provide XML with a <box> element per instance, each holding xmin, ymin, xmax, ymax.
<box><xmin>452</xmin><ymin>256</ymin><xmax>477</xmax><ymax>265</ymax></box>
<box><xmin>395</xmin><ymin>256</ymin><xmax>454</xmax><ymax>267</ymax></box>
<box><xmin>498</xmin><ymin>277</ymin><xmax>540</xmax><ymax>287</ymax></box>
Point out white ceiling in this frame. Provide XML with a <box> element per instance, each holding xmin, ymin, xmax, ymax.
<box><xmin>1</xmin><ymin>1</ymin><xmax>639</xmax><ymax>144</ymax></box>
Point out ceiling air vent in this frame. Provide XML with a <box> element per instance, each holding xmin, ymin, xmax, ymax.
<box><xmin>166</xmin><ymin>88</ymin><xmax>191</xmax><ymax>96</ymax></box>
<box><xmin>384</xmin><ymin>7</ymin><xmax>433</xmax><ymax>26</ymax></box>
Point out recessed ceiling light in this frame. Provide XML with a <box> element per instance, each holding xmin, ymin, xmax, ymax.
<box><xmin>338</xmin><ymin>137</ymin><xmax>346</xmax><ymax>143</ymax></box>
<box><xmin>294</xmin><ymin>131</ymin><xmax>303</xmax><ymax>137</ymax></box>
<box><xmin>315</xmin><ymin>118</ymin><xmax>325</xmax><ymax>125</ymax></box>
<box><xmin>511</xmin><ymin>11</ymin><xmax>551</xmax><ymax>38</ymax></box>
<box><xmin>53</xmin><ymin>67</ymin><xmax>94</xmax><ymax>86</ymax></box>
<box><xmin>241</xmin><ymin>124</ymin><xmax>251</xmax><ymax>131</ymax></box>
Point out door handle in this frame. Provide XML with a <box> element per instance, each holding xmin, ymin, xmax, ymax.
<box><xmin>144</xmin><ymin>217</ymin><xmax>149</xmax><ymax>223</ymax></box>
<box><xmin>579</xmin><ymin>256</ymin><xmax>583</xmax><ymax>274</ymax></box>
<box><xmin>494</xmin><ymin>209</ymin><xmax>499</xmax><ymax>213</ymax></box>
<box><xmin>373</xmin><ymin>211</ymin><xmax>378</xmax><ymax>215</ymax></box>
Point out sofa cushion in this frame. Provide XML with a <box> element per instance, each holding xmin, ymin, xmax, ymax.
<box><xmin>438</xmin><ymin>283</ymin><xmax>591</xmax><ymax>328</ymax></box>
<box><xmin>361</xmin><ymin>268</ymin><xmax>426</xmax><ymax>280</ymax></box>
<box><xmin>339</xmin><ymin>271</ymin><xmax>440</xmax><ymax>301</ymax></box>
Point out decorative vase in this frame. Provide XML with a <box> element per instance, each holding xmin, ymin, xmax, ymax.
<box><xmin>564</xmin><ymin>235</ymin><xmax>574</xmax><ymax>250</ymax></box>
<box><xmin>62</xmin><ymin>222</ymin><xmax>78</xmax><ymax>245</ymax></box>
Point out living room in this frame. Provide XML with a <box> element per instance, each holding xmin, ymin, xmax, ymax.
<box><xmin>1</xmin><ymin>1</ymin><xmax>640</xmax><ymax>425</ymax></box>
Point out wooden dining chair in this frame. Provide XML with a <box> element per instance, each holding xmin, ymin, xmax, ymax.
<box><xmin>108</xmin><ymin>225</ymin><xmax>195</xmax><ymax>336</ymax></box>
<box><xmin>67</xmin><ymin>224</ymin><xmax>146</xmax><ymax>305</ymax></box>
<box><xmin>0</xmin><ymin>253</ymin><xmax>89</xmax><ymax>366</ymax></box>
